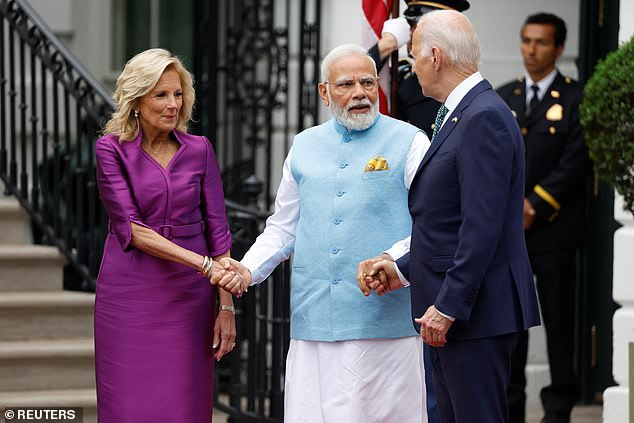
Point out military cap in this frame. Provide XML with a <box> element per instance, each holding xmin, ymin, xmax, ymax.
<box><xmin>404</xmin><ymin>0</ymin><xmax>470</xmax><ymax>23</ymax></box>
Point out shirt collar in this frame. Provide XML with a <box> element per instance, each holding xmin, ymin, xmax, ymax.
<box><xmin>443</xmin><ymin>72</ymin><xmax>483</xmax><ymax>117</ymax></box>
<box><xmin>525</xmin><ymin>68</ymin><xmax>558</xmax><ymax>99</ymax></box>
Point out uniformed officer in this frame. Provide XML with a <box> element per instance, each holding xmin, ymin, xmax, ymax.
<box><xmin>497</xmin><ymin>12</ymin><xmax>590</xmax><ymax>423</ymax></box>
<box><xmin>368</xmin><ymin>0</ymin><xmax>470</xmax><ymax>137</ymax></box>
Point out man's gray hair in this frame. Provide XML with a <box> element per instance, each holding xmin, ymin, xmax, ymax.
<box><xmin>320</xmin><ymin>44</ymin><xmax>377</xmax><ymax>82</ymax></box>
<box><xmin>416</xmin><ymin>10</ymin><xmax>480</xmax><ymax>72</ymax></box>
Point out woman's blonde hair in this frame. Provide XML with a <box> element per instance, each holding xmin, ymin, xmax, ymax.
<box><xmin>103</xmin><ymin>48</ymin><xmax>195</xmax><ymax>141</ymax></box>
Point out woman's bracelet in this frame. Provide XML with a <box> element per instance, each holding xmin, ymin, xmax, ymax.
<box><xmin>201</xmin><ymin>256</ymin><xmax>214</xmax><ymax>278</ymax></box>
<box><xmin>219</xmin><ymin>304</ymin><xmax>236</xmax><ymax>314</ymax></box>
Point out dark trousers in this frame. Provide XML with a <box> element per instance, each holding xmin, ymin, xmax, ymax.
<box><xmin>425</xmin><ymin>344</ymin><xmax>440</xmax><ymax>423</ymax></box>
<box><xmin>507</xmin><ymin>249</ymin><xmax>579</xmax><ymax>422</ymax></box>
<box><xmin>431</xmin><ymin>332</ymin><xmax>518</xmax><ymax>423</ymax></box>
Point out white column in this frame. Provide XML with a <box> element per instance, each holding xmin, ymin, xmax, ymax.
<box><xmin>602</xmin><ymin>4</ymin><xmax>633</xmax><ymax>421</ymax></box>
<box><xmin>603</xmin><ymin>4</ymin><xmax>634</xmax><ymax>421</ymax></box>
<box><xmin>603</xmin><ymin>195</ymin><xmax>634</xmax><ymax>422</ymax></box>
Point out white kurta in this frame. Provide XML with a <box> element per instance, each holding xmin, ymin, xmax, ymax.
<box><xmin>285</xmin><ymin>337</ymin><xmax>428</xmax><ymax>423</ymax></box>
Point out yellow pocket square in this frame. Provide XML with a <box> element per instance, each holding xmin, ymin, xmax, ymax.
<box><xmin>365</xmin><ymin>155</ymin><xmax>389</xmax><ymax>172</ymax></box>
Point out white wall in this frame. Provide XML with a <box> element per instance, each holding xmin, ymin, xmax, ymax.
<box><xmin>620</xmin><ymin>0</ymin><xmax>634</xmax><ymax>43</ymax></box>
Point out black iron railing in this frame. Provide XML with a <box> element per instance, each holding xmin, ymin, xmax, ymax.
<box><xmin>192</xmin><ymin>0</ymin><xmax>321</xmax><ymax>208</ymax></box>
<box><xmin>219</xmin><ymin>198</ymin><xmax>291</xmax><ymax>423</ymax></box>
<box><xmin>0</xmin><ymin>0</ymin><xmax>112</xmax><ymax>289</ymax></box>
<box><xmin>192</xmin><ymin>2</ymin><xmax>321</xmax><ymax>417</ymax></box>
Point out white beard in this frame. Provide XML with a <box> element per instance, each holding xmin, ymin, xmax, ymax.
<box><xmin>328</xmin><ymin>94</ymin><xmax>379</xmax><ymax>131</ymax></box>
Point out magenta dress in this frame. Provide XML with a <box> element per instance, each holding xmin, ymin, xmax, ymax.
<box><xmin>94</xmin><ymin>129</ymin><xmax>231</xmax><ymax>423</ymax></box>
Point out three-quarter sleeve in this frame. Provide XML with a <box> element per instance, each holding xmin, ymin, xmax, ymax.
<box><xmin>95</xmin><ymin>137</ymin><xmax>149</xmax><ymax>251</ymax></box>
<box><xmin>200</xmin><ymin>137</ymin><xmax>232</xmax><ymax>257</ymax></box>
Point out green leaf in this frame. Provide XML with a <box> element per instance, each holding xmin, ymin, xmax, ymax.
<box><xmin>580</xmin><ymin>35</ymin><xmax>634</xmax><ymax>214</ymax></box>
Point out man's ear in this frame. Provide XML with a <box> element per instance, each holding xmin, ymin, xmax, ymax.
<box><xmin>318</xmin><ymin>83</ymin><xmax>330</xmax><ymax>106</ymax></box>
<box><xmin>431</xmin><ymin>47</ymin><xmax>441</xmax><ymax>71</ymax></box>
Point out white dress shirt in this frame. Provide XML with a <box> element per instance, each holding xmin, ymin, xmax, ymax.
<box><xmin>524</xmin><ymin>68</ymin><xmax>558</xmax><ymax>107</ymax></box>
<box><xmin>241</xmin><ymin>128</ymin><xmax>430</xmax><ymax>284</ymax></box>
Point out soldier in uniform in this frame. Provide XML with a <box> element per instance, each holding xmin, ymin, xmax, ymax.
<box><xmin>497</xmin><ymin>12</ymin><xmax>590</xmax><ymax>423</ymax></box>
<box><xmin>368</xmin><ymin>0</ymin><xmax>470</xmax><ymax>137</ymax></box>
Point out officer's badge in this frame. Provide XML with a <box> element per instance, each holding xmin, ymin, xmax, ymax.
<box><xmin>545</xmin><ymin>104</ymin><xmax>563</xmax><ymax>121</ymax></box>
<box><xmin>365</xmin><ymin>155</ymin><xmax>389</xmax><ymax>172</ymax></box>
<box><xmin>550</xmin><ymin>90</ymin><xmax>560</xmax><ymax>99</ymax></box>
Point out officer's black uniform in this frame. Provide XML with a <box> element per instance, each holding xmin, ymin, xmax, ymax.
<box><xmin>497</xmin><ymin>72</ymin><xmax>590</xmax><ymax>423</ymax></box>
<box><xmin>395</xmin><ymin>66</ymin><xmax>439</xmax><ymax>135</ymax></box>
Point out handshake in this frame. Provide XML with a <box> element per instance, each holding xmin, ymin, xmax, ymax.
<box><xmin>209</xmin><ymin>258</ymin><xmax>251</xmax><ymax>297</ymax></box>
<box><xmin>209</xmin><ymin>254</ymin><xmax>453</xmax><ymax>346</ymax></box>
<box><xmin>208</xmin><ymin>254</ymin><xmax>403</xmax><ymax>298</ymax></box>
<box><xmin>356</xmin><ymin>254</ymin><xmax>404</xmax><ymax>297</ymax></box>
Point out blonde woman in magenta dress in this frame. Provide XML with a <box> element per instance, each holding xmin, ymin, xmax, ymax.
<box><xmin>95</xmin><ymin>48</ymin><xmax>243</xmax><ymax>422</ymax></box>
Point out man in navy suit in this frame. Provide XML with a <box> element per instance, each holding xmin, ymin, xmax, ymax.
<box><xmin>359</xmin><ymin>10</ymin><xmax>541</xmax><ymax>423</ymax></box>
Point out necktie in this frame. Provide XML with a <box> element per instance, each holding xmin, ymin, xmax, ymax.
<box><xmin>526</xmin><ymin>84</ymin><xmax>540</xmax><ymax>116</ymax></box>
<box><xmin>432</xmin><ymin>104</ymin><xmax>448</xmax><ymax>141</ymax></box>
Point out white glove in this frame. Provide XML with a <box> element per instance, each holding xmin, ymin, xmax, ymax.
<box><xmin>381</xmin><ymin>17</ymin><xmax>410</xmax><ymax>48</ymax></box>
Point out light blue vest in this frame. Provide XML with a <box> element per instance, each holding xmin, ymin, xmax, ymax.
<box><xmin>290</xmin><ymin>114</ymin><xmax>420</xmax><ymax>341</ymax></box>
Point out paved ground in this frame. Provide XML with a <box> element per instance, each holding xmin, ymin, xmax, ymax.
<box><xmin>527</xmin><ymin>404</ymin><xmax>602</xmax><ymax>423</ymax></box>
<box><xmin>214</xmin><ymin>404</ymin><xmax>603</xmax><ymax>422</ymax></box>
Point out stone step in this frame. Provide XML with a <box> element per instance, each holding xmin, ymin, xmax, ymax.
<box><xmin>0</xmin><ymin>245</ymin><xmax>66</xmax><ymax>291</ymax></box>
<box><xmin>0</xmin><ymin>338</ymin><xmax>94</xmax><ymax>392</ymax></box>
<box><xmin>0</xmin><ymin>197</ymin><xmax>32</xmax><ymax>245</ymax></box>
<box><xmin>0</xmin><ymin>292</ymin><xmax>94</xmax><ymax>342</ymax></box>
<box><xmin>0</xmin><ymin>388</ymin><xmax>96</xmax><ymax>423</ymax></box>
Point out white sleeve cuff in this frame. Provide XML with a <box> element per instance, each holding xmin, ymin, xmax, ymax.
<box><xmin>393</xmin><ymin>262</ymin><xmax>409</xmax><ymax>287</ymax></box>
<box><xmin>435</xmin><ymin>308</ymin><xmax>456</xmax><ymax>321</ymax></box>
<box><xmin>384</xmin><ymin>236</ymin><xmax>410</xmax><ymax>261</ymax></box>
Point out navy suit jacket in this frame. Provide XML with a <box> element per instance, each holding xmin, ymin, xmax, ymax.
<box><xmin>396</xmin><ymin>79</ymin><xmax>541</xmax><ymax>341</ymax></box>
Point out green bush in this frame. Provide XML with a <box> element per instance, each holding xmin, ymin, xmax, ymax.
<box><xmin>580</xmin><ymin>35</ymin><xmax>634</xmax><ymax>215</ymax></box>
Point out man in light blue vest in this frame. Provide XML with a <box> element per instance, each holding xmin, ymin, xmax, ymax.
<box><xmin>212</xmin><ymin>44</ymin><xmax>431</xmax><ymax>423</ymax></box>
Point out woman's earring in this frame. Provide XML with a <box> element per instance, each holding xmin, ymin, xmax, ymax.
<box><xmin>134</xmin><ymin>110</ymin><xmax>139</xmax><ymax>118</ymax></box>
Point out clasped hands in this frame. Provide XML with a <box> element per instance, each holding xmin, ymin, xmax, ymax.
<box><xmin>356</xmin><ymin>254</ymin><xmax>402</xmax><ymax>297</ymax></box>
<box><xmin>209</xmin><ymin>258</ymin><xmax>251</xmax><ymax>297</ymax></box>
<box><xmin>356</xmin><ymin>255</ymin><xmax>452</xmax><ymax>347</ymax></box>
